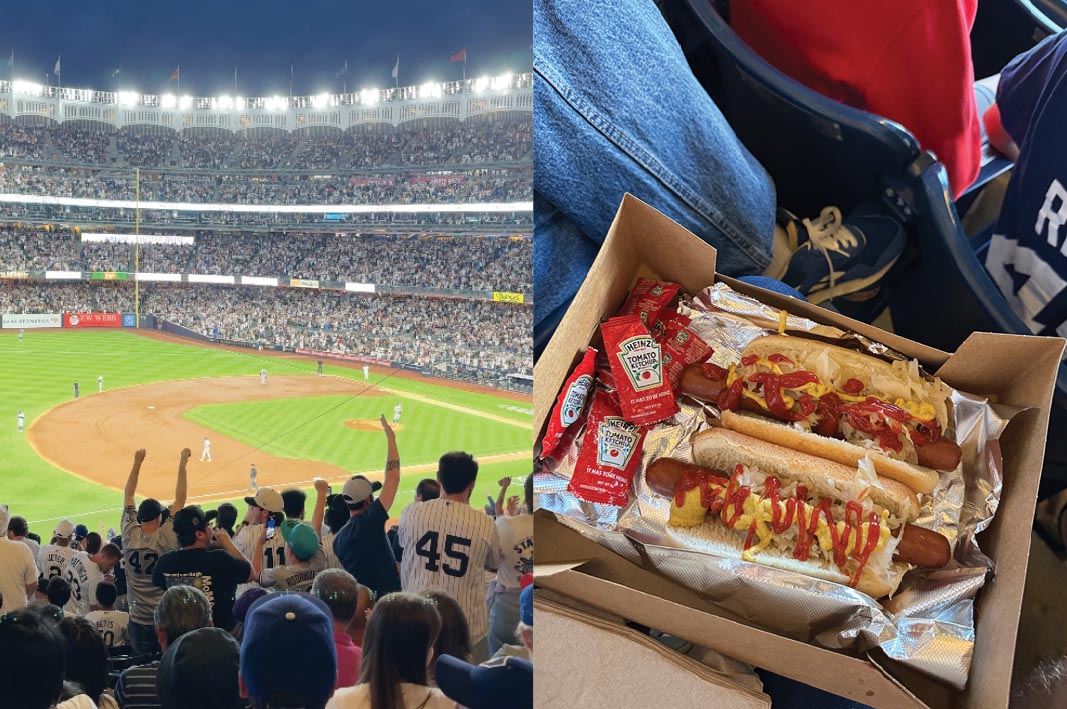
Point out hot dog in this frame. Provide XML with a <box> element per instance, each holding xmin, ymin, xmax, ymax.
<box><xmin>677</xmin><ymin>336</ymin><xmax>963</xmax><ymax>495</ymax></box>
<box><xmin>642</xmin><ymin>429</ymin><xmax>952</xmax><ymax>598</ymax></box>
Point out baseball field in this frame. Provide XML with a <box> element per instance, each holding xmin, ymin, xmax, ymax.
<box><xmin>0</xmin><ymin>328</ymin><xmax>532</xmax><ymax>536</ymax></box>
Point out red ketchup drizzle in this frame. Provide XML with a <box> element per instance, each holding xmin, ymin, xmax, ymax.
<box><xmin>721</xmin><ymin>465</ymin><xmax>751</xmax><ymax>527</ymax></box>
<box><xmin>842</xmin><ymin>378</ymin><xmax>864</xmax><ymax>395</ymax></box>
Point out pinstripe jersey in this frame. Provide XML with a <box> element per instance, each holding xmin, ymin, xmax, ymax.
<box><xmin>38</xmin><ymin>544</ymin><xmax>78</xmax><ymax>583</ymax></box>
<box><xmin>121</xmin><ymin>506</ymin><xmax>179</xmax><ymax>625</ymax></box>
<box><xmin>232</xmin><ymin>522</ymin><xmax>286</xmax><ymax>596</ymax></box>
<box><xmin>397</xmin><ymin>498</ymin><xmax>502</xmax><ymax>642</ymax></box>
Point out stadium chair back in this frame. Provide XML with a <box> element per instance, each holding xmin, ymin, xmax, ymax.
<box><xmin>889</xmin><ymin>155</ymin><xmax>1067</xmax><ymax>498</ymax></box>
<box><xmin>971</xmin><ymin>0</ymin><xmax>1064</xmax><ymax>80</ymax></box>
<box><xmin>660</xmin><ymin>0</ymin><xmax>921</xmax><ymax>218</ymax></box>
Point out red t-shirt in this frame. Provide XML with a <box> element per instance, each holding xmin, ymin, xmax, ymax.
<box><xmin>334</xmin><ymin>630</ymin><xmax>362</xmax><ymax>688</ymax></box>
<box><xmin>731</xmin><ymin>0</ymin><xmax>980</xmax><ymax>198</ymax></box>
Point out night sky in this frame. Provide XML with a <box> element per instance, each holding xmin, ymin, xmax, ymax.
<box><xmin>1</xmin><ymin>0</ymin><xmax>531</xmax><ymax>97</ymax></box>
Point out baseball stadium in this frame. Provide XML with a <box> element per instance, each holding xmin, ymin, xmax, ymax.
<box><xmin>0</xmin><ymin>71</ymin><xmax>533</xmax><ymax>534</ymax></box>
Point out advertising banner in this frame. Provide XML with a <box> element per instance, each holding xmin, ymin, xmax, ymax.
<box><xmin>295</xmin><ymin>348</ymin><xmax>391</xmax><ymax>367</ymax></box>
<box><xmin>63</xmin><ymin>312</ymin><xmax>123</xmax><ymax>328</ymax></box>
<box><xmin>122</xmin><ymin>314</ymin><xmax>137</xmax><ymax>328</ymax></box>
<box><xmin>0</xmin><ymin>270</ymin><xmax>29</xmax><ymax>279</ymax></box>
<box><xmin>290</xmin><ymin>278</ymin><xmax>321</xmax><ymax>289</ymax></box>
<box><xmin>492</xmin><ymin>291</ymin><xmax>525</xmax><ymax>304</ymax></box>
<box><xmin>90</xmin><ymin>271</ymin><xmax>129</xmax><ymax>281</ymax></box>
<box><xmin>2</xmin><ymin>313</ymin><xmax>62</xmax><ymax>329</ymax></box>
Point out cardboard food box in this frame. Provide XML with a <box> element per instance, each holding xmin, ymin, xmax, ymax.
<box><xmin>533</xmin><ymin>194</ymin><xmax>1065</xmax><ymax>708</ymax></box>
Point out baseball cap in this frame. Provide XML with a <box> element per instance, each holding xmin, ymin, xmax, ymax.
<box><xmin>243</xmin><ymin>487</ymin><xmax>284</xmax><ymax>513</ymax></box>
<box><xmin>172</xmin><ymin>506</ymin><xmax>208</xmax><ymax>538</ymax></box>
<box><xmin>157</xmin><ymin>627</ymin><xmax>244</xmax><ymax>709</ymax></box>
<box><xmin>436</xmin><ymin>655</ymin><xmax>533</xmax><ymax>709</ymax></box>
<box><xmin>53</xmin><ymin>520</ymin><xmax>75</xmax><ymax>539</ymax></box>
<box><xmin>205</xmin><ymin>503</ymin><xmax>238</xmax><ymax>530</ymax></box>
<box><xmin>520</xmin><ymin>584</ymin><xmax>533</xmax><ymax>627</ymax></box>
<box><xmin>241</xmin><ymin>594</ymin><xmax>337</xmax><ymax>707</ymax></box>
<box><xmin>74</xmin><ymin>524</ymin><xmax>89</xmax><ymax>540</ymax></box>
<box><xmin>280</xmin><ymin>522</ymin><xmax>319</xmax><ymax>561</ymax></box>
<box><xmin>232</xmin><ymin>588</ymin><xmax>268</xmax><ymax>626</ymax></box>
<box><xmin>137</xmin><ymin>499</ymin><xmax>165</xmax><ymax>523</ymax></box>
<box><xmin>341</xmin><ymin>475</ymin><xmax>383</xmax><ymax>506</ymax></box>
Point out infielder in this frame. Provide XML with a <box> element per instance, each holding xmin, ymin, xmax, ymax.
<box><xmin>249</xmin><ymin>463</ymin><xmax>258</xmax><ymax>493</ymax></box>
<box><xmin>393</xmin><ymin>402</ymin><xmax>403</xmax><ymax>424</ymax></box>
<box><xmin>17</xmin><ymin>410</ymin><xmax>24</xmax><ymax>433</ymax></box>
<box><xmin>200</xmin><ymin>437</ymin><xmax>212</xmax><ymax>462</ymax></box>
<box><xmin>73</xmin><ymin>380</ymin><xmax>79</xmax><ymax>399</ymax></box>
<box><xmin>317</xmin><ymin>359</ymin><xmax>323</xmax><ymax>375</ymax></box>
<box><xmin>260</xmin><ymin>367</ymin><xmax>267</xmax><ymax>384</ymax></box>
<box><xmin>363</xmin><ymin>364</ymin><xmax>370</xmax><ymax>381</ymax></box>
<box><xmin>98</xmin><ymin>375</ymin><xmax>104</xmax><ymax>393</ymax></box>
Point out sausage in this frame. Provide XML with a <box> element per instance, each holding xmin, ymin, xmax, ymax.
<box><xmin>644</xmin><ymin>458</ymin><xmax>728</xmax><ymax>498</ymax></box>
<box><xmin>678</xmin><ymin>363</ymin><xmax>963</xmax><ymax>472</ymax></box>
<box><xmin>892</xmin><ymin>524</ymin><xmax>952</xmax><ymax>569</ymax></box>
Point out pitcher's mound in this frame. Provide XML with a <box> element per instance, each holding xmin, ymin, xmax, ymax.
<box><xmin>344</xmin><ymin>419</ymin><xmax>404</xmax><ymax>432</ymax></box>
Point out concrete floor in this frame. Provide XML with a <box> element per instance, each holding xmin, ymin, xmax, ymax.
<box><xmin>1012</xmin><ymin>531</ymin><xmax>1067</xmax><ymax>688</ymax></box>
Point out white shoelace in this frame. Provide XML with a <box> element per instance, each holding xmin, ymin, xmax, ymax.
<box><xmin>801</xmin><ymin>206</ymin><xmax>856</xmax><ymax>295</ymax></box>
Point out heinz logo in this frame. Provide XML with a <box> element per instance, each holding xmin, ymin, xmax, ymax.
<box><xmin>617</xmin><ymin>336</ymin><xmax>662</xmax><ymax>390</ymax></box>
<box><xmin>561</xmin><ymin>374</ymin><xmax>593</xmax><ymax>426</ymax></box>
<box><xmin>597</xmin><ymin>417</ymin><xmax>639</xmax><ymax>469</ymax></box>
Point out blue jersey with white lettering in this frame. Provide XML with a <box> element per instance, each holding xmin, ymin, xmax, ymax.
<box><xmin>986</xmin><ymin>31</ymin><xmax>1067</xmax><ymax>335</ymax></box>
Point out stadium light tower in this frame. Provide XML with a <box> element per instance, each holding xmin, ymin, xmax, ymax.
<box><xmin>118</xmin><ymin>91</ymin><xmax>139</xmax><ymax>107</ymax></box>
<box><xmin>359</xmin><ymin>89</ymin><xmax>379</xmax><ymax>105</ymax></box>
<box><xmin>12</xmin><ymin>80</ymin><xmax>43</xmax><ymax>96</ymax></box>
<box><xmin>160</xmin><ymin>93</ymin><xmax>177</xmax><ymax>109</ymax></box>
<box><xmin>473</xmin><ymin>76</ymin><xmax>490</xmax><ymax>94</ymax></box>
<box><xmin>491</xmin><ymin>73</ymin><xmax>513</xmax><ymax>91</ymax></box>
<box><xmin>419</xmin><ymin>82</ymin><xmax>442</xmax><ymax>99</ymax></box>
<box><xmin>216</xmin><ymin>95</ymin><xmax>234</xmax><ymax>111</ymax></box>
<box><xmin>179</xmin><ymin>95</ymin><xmax>193</xmax><ymax>110</ymax></box>
<box><xmin>311</xmin><ymin>93</ymin><xmax>330</xmax><ymax>109</ymax></box>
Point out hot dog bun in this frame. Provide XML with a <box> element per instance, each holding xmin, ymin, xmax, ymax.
<box><xmin>691</xmin><ymin>427</ymin><xmax>920</xmax><ymax>523</ymax></box>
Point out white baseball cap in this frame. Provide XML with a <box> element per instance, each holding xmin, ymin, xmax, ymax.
<box><xmin>342</xmin><ymin>476</ymin><xmax>383</xmax><ymax>506</ymax></box>
<box><xmin>54</xmin><ymin>519</ymin><xmax>76</xmax><ymax>538</ymax></box>
<box><xmin>244</xmin><ymin>487</ymin><xmax>284</xmax><ymax>513</ymax></box>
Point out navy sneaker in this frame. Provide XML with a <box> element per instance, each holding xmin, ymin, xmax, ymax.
<box><xmin>778</xmin><ymin>202</ymin><xmax>906</xmax><ymax>304</ymax></box>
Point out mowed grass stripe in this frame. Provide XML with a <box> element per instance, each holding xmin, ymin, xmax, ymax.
<box><xmin>0</xmin><ymin>330</ymin><xmax>531</xmax><ymax>532</ymax></box>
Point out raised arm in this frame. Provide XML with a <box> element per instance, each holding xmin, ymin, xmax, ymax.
<box><xmin>311</xmin><ymin>478</ymin><xmax>328</xmax><ymax>534</ymax></box>
<box><xmin>377</xmin><ymin>415</ymin><xmax>401</xmax><ymax>511</ymax></box>
<box><xmin>494</xmin><ymin>477</ymin><xmax>512</xmax><ymax>517</ymax></box>
<box><xmin>170</xmin><ymin>448</ymin><xmax>191</xmax><ymax>515</ymax></box>
<box><xmin>123</xmin><ymin>449</ymin><xmax>147</xmax><ymax>508</ymax></box>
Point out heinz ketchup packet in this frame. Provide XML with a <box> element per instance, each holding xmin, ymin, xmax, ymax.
<box><xmin>540</xmin><ymin>347</ymin><xmax>597</xmax><ymax>461</ymax></box>
<box><xmin>618</xmin><ymin>278</ymin><xmax>680</xmax><ymax>327</ymax></box>
<box><xmin>567</xmin><ymin>388</ymin><xmax>646</xmax><ymax>506</ymax></box>
<box><xmin>601</xmin><ymin>314</ymin><xmax>678</xmax><ymax>425</ymax></box>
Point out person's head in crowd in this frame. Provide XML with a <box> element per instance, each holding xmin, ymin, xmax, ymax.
<box><xmin>52</xmin><ymin>519</ymin><xmax>76</xmax><ymax>547</ymax></box>
<box><xmin>95</xmin><ymin>583</ymin><xmax>117</xmax><ymax>612</ymax></box>
<box><xmin>240</xmin><ymin>593</ymin><xmax>337</xmax><ymax>709</ymax></box>
<box><xmin>437</xmin><ymin>451</ymin><xmax>479</xmax><ymax>501</ymax></box>
<box><xmin>415</xmin><ymin>478</ymin><xmax>441</xmax><ymax>503</ymax></box>
<box><xmin>281</xmin><ymin>488</ymin><xmax>307</xmax><ymax>520</ymax></box>
<box><xmin>84</xmin><ymin>531</ymin><xmax>102</xmax><ymax>555</ymax></box>
<box><xmin>436</xmin><ymin>655</ymin><xmax>534</xmax><ymax>709</ymax></box>
<box><xmin>26</xmin><ymin>531</ymin><xmax>41</xmax><ymax>544</ymax></box>
<box><xmin>205</xmin><ymin>503</ymin><xmax>239</xmax><ymax>536</ymax></box>
<box><xmin>46</xmin><ymin>577</ymin><xmax>72</xmax><ymax>608</ymax></box>
<box><xmin>312</xmin><ymin>568</ymin><xmax>360</xmax><ymax>632</ymax></box>
<box><xmin>155</xmin><ymin>585</ymin><xmax>213</xmax><ymax>652</ymax></box>
<box><xmin>173</xmin><ymin>506</ymin><xmax>213</xmax><ymax>548</ymax></box>
<box><xmin>58</xmin><ymin>616</ymin><xmax>110</xmax><ymax>704</ymax></box>
<box><xmin>342</xmin><ymin>475</ymin><xmax>383</xmax><ymax>517</ymax></box>
<box><xmin>243</xmin><ymin>487</ymin><xmax>284</xmax><ymax>526</ymax></box>
<box><xmin>137</xmin><ymin>498</ymin><xmax>169</xmax><ymax>533</ymax></box>
<box><xmin>423</xmin><ymin>589</ymin><xmax>472</xmax><ymax>671</ymax></box>
<box><xmin>518</xmin><ymin>583</ymin><xmax>533</xmax><ymax>651</ymax></box>
<box><xmin>358</xmin><ymin>592</ymin><xmax>443</xmax><ymax>708</ymax></box>
<box><xmin>281</xmin><ymin>521</ymin><xmax>319</xmax><ymax>565</ymax></box>
<box><xmin>73</xmin><ymin>524</ymin><xmax>89</xmax><ymax>549</ymax></box>
<box><xmin>324</xmin><ymin>494</ymin><xmax>350</xmax><ymax>534</ymax></box>
<box><xmin>6</xmin><ymin>514</ymin><xmax>29</xmax><ymax>540</ymax></box>
<box><xmin>33</xmin><ymin>578</ymin><xmax>49</xmax><ymax>603</ymax></box>
<box><xmin>157</xmin><ymin>627</ymin><xmax>243</xmax><ymax>709</ymax></box>
<box><xmin>350</xmin><ymin>584</ymin><xmax>376</xmax><ymax>647</ymax></box>
<box><xmin>91</xmin><ymin>542</ymin><xmax>123</xmax><ymax>574</ymax></box>
<box><xmin>524</xmin><ymin>473</ymin><xmax>534</xmax><ymax>514</ymax></box>
<box><xmin>31</xmin><ymin>603</ymin><xmax>65</xmax><ymax>625</ymax></box>
<box><xmin>230</xmin><ymin>587</ymin><xmax>268</xmax><ymax>641</ymax></box>
<box><xmin>0</xmin><ymin>608</ymin><xmax>67</xmax><ymax>709</ymax></box>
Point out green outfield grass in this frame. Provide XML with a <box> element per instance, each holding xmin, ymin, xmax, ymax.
<box><xmin>0</xmin><ymin>329</ymin><xmax>531</xmax><ymax>535</ymax></box>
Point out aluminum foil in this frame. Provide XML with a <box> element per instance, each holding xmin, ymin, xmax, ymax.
<box><xmin>537</xmin><ymin>282</ymin><xmax>1019</xmax><ymax>690</ymax></box>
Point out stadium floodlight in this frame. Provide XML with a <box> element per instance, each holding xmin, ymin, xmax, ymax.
<box><xmin>235</xmin><ymin>96</ymin><xmax>246</xmax><ymax>110</ymax></box>
<box><xmin>311</xmin><ymin>93</ymin><xmax>331</xmax><ymax>109</ymax></box>
<box><xmin>473</xmin><ymin>76</ymin><xmax>490</xmax><ymax>94</ymax></box>
<box><xmin>359</xmin><ymin>88</ymin><xmax>379</xmax><ymax>106</ymax></box>
<box><xmin>117</xmin><ymin>91</ymin><xmax>139</xmax><ymax>108</ymax></box>
<box><xmin>265</xmin><ymin>95</ymin><xmax>288</xmax><ymax>111</ymax></box>
<box><xmin>160</xmin><ymin>93</ymin><xmax>177</xmax><ymax>109</ymax></box>
<box><xmin>491</xmin><ymin>73</ymin><xmax>513</xmax><ymax>91</ymax></box>
<box><xmin>419</xmin><ymin>81</ymin><xmax>442</xmax><ymax>99</ymax></box>
<box><xmin>216</xmin><ymin>95</ymin><xmax>234</xmax><ymax>111</ymax></box>
<box><xmin>179</xmin><ymin>94</ymin><xmax>193</xmax><ymax>110</ymax></box>
<box><xmin>12</xmin><ymin>80</ymin><xmax>43</xmax><ymax>96</ymax></box>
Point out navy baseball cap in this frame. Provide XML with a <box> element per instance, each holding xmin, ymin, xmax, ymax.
<box><xmin>172</xmin><ymin>506</ymin><xmax>208</xmax><ymax>538</ymax></box>
<box><xmin>240</xmin><ymin>593</ymin><xmax>337</xmax><ymax>707</ymax></box>
<box><xmin>137</xmin><ymin>499</ymin><xmax>165</xmax><ymax>523</ymax></box>
<box><xmin>157</xmin><ymin>627</ymin><xmax>244</xmax><ymax>709</ymax></box>
<box><xmin>205</xmin><ymin>503</ymin><xmax>238</xmax><ymax>530</ymax></box>
<box><xmin>520</xmin><ymin>585</ymin><xmax>533</xmax><ymax>627</ymax></box>
<box><xmin>436</xmin><ymin>655</ymin><xmax>533</xmax><ymax>709</ymax></box>
<box><xmin>74</xmin><ymin>524</ymin><xmax>89</xmax><ymax>540</ymax></box>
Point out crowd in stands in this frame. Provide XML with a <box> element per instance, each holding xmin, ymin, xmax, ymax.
<box><xmin>0</xmin><ymin>117</ymin><xmax>530</xmax><ymax>171</ymax></box>
<box><xmin>0</xmin><ymin>283</ymin><xmax>533</xmax><ymax>380</ymax></box>
<box><xmin>0</xmin><ymin>429</ymin><xmax>534</xmax><ymax>708</ymax></box>
<box><xmin>0</xmin><ymin>227</ymin><xmax>531</xmax><ymax>291</ymax></box>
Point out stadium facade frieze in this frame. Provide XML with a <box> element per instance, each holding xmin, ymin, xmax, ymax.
<box><xmin>0</xmin><ymin>73</ymin><xmax>531</xmax><ymax>133</ymax></box>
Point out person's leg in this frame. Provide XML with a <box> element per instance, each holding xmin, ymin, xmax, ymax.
<box><xmin>488</xmin><ymin>587</ymin><xmax>521</xmax><ymax>655</ymax></box>
<box><xmin>127</xmin><ymin>620</ymin><xmax>159</xmax><ymax>656</ymax></box>
<box><xmin>533</xmin><ymin>0</ymin><xmax>777</xmax><ymax>332</ymax></box>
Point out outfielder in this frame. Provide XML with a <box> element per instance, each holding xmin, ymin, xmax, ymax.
<box><xmin>17</xmin><ymin>410</ymin><xmax>24</xmax><ymax>433</ymax></box>
<box><xmin>260</xmin><ymin>367</ymin><xmax>267</xmax><ymax>385</ymax></box>
<box><xmin>363</xmin><ymin>364</ymin><xmax>370</xmax><ymax>381</ymax></box>
<box><xmin>393</xmin><ymin>402</ymin><xmax>403</xmax><ymax>424</ymax></box>
<box><xmin>73</xmin><ymin>380</ymin><xmax>79</xmax><ymax>399</ymax></box>
<box><xmin>98</xmin><ymin>374</ymin><xmax>104</xmax><ymax>393</ymax></box>
<box><xmin>200</xmin><ymin>437</ymin><xmax>212</xmax><ymax>462</ymax></box>
<box><xmin>18</xmin><ymin>327</ymin><xmax>24</xmax><ymax>341</ymax></box>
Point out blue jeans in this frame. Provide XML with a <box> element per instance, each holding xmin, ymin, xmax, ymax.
<box><xmin>128</xmin><ymin>620</ymin><xmax>159</xmax><ymax>657</ymax></box>
<box><xmin>488</xmin><ymin>585</ymin><xmax>522</xmax><ymax>655</ymax></box>
<box><xmin>533</xmin><ymin>0</ymin><xmax>777</xmax><ymax>332</ymax></box>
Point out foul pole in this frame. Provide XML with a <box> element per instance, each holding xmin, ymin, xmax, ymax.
<box><xmin>135</xmin><ymin>167</ymin><xmax>140</xmax><ymax>327</ymax></box>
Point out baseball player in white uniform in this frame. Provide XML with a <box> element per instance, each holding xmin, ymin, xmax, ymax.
<box><xmin>17</xmin><ymin>410</ymin><xmax>24</xmax><ymax>433</ymax></box>
<box><xmin>393</xmin><ymin>402</ymin><xmax>403</xmax><ymax>424</ymax></box>
<box><xmin>200</xmin><ymin>437</ymin><xmax>212</xmax><ymax>462</ymax></box>
<box><xmin>248</xmin><ymin>464</ymin><xmax>258</xmax><ymax>493</ymax></box>
<box><xmin>98</xmin><ymin>375</ymin><xmax>104</xmax><ymax>393</ymax></box>
<box><xmin>38</xmin><ymin>520</ymin><xmax>80</xmax><ymax>582</ymax></box>
<box><xmin>397</xmin><ymin>451</ymin><xmax>501</xmax><ymax>663</ymax></box>
<box><xmin>363</xmin><ymin>365</ymin><xmax>370</xmax><ymax>381</ymax></box>
<box><xmin>18</xmin><ymin>327</ymin><xmax>24</xmax><ymax>341</ymax></box>
<box><xmin>260</xmin><ymin>368</ymin><xmax>267</xmax><ymax>385</ymax></box>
